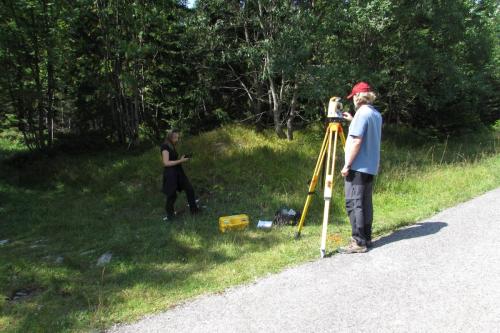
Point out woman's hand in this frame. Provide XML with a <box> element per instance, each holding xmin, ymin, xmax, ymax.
<box><xmin>162</xmin><ymin>150</ymin><xmax>189</xmax><ymax>167</ymax></box>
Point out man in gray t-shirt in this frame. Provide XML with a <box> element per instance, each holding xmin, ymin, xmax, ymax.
<box><xmin>339</xmin><ymin>82</ymin><xmax>382</xmax><ymax>253</ymax></box>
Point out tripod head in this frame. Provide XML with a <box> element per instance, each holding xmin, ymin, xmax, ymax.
<box><xmin>326</xmin><ymin>96</ymin><xmax>346</xmax><ymax>123</ymax></box>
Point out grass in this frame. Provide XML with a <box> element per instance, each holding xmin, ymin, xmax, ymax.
<box><xmin>0</xmin><ymin>123</ymin><xmax>499</xmax><ymax>332</ymax></box>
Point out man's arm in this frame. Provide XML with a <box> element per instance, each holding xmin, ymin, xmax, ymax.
<box><xmin>341</xmin><ymin>136</ymin><xmax>363</xmax><ymax>176</ymax></box>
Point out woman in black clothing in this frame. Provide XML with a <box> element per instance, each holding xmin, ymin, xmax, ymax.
<box><xmin>161</xmin><ymin>129</ymin><xmax>199</xmax><ymax>220</ymax></box>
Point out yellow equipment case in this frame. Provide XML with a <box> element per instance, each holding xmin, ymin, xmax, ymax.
<box><xmin>218</xmin><ymin>214</ymin><xmax>249</xmax><ymax>233</ymax></box>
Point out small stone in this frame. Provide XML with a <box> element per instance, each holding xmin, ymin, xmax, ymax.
<box><xmin>80</xmin><ymin>249</ymin><xmax>95</xmax><ymax>256</ymax></box>
<box><xmin>96</xmin><ymin>252</ymin><xmax>112</xmax><ymax>266</ymax></box>
<box><xmin>55</xmin><ymin>256</ymin><xmax>64</xmax><ymax>264</ymax></box>
<box><xmin>0</xmin><ymin>239</ymin><xmax>9</xmax><ymax>246</ymax></box>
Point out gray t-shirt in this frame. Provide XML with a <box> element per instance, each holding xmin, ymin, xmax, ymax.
<box><xmin>345</xmin><ymin>104</ymin><xmax>382</xmax><ymax>175</ymax></box>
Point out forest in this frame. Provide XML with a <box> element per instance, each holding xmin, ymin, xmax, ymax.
<box><xmin>0</xmin><ymin>0</ymin><xmax>498</xmax><ymax>150</ymax></box>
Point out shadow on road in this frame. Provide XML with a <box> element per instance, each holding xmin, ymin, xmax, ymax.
<box><xmin>372</xmin><ymin>221</ymin><xmax>448</xmax><ymax>249</ymax></box>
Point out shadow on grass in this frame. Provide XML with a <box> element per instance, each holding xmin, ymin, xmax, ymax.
<box><xmin>2</xmin><ymin>123</ymin><xmax>494</xmax><ymax>332</ymax></box>
<box><xmin>0</xmin><ymin>203</ymin><xmax>285</xmax><ymax>332</ymax></box>
<box><xmin>0</xmin><ymin>133</ymin><xmax>327</xmax><ymax>332</ymax></box>
<box><xmin>372</xmin><ymin>221</ymin><xmax>448</xmax><ymax>249</ymax></box>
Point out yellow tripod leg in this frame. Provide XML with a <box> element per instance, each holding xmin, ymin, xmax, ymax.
<box><xmin>339</xmin><ymin>124</ymin><xmax>346</xmax><ymax>152</ymax></box>
<box><xmin>320</xmin><ymin>200</ymin><xmax>331</xmax><ymax>257</ymax></box>
<box><xmin>295</xmin><ymin>120</ymin><xmax>347</xmax><ymax>257</ymax></box>
<box><xmin>294</xmin><ymin>125</ymin><xmax>330</xmax><ymax>239</ymax></box>
<box><xmin>320</xmin><ymin>124</ymin><xmax>340</xmax><ymax>257</ymax></box>
<box><xmin>325</xmin><ymin>124</ymin><xmax>346</xmax><ymax>197</ymax></box>
<box><xmin>320</xmin><ymin>124</ymin><xmax>336</xmax><ymax>257</ymax></box>
<box><xmin>326</xmin><ymin>124</ymin><xmax>346</xmax><ymax>249</ymax></box>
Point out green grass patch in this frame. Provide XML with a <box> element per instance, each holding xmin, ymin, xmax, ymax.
<box><xmin>0</xmin><ymin>124</ymin><xmax>499</xmax><ymax>332</ymax></box>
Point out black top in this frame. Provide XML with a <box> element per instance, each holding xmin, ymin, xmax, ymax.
<box><xmin>160</xmin><ymin>143</ymin><xmax>182</xmax><ymax>171</ymax></box>
<box><xmin>160</xmin><ymin>143</ymin><xmax>185</xmax><ymax>195</ymax></box>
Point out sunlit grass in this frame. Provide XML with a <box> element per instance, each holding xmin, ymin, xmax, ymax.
<box><xmin>0</xmin><ymin>125</ymin><xmax>498</xmax><ymax>332</ymax></box>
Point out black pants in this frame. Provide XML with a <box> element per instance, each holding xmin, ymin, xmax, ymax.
<box><xmin>344</xmin><ymin>170</ymin><xmax>374</xmax><ymax>246</ymax></box>
<box><xmin>165</xmin><ymin>175</ymin><xmax>197</xmax><ymax>217</ymax></box>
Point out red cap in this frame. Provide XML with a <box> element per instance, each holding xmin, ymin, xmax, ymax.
<box><xmin>347</xmin><ymin>82</ymin><xmax>372</xmax><ymax>99</ymax></box>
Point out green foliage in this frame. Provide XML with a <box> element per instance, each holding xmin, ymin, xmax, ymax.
<box><xmin>0</xmin><ymin>113</ymin><xmax>22</xmax><ymax>143</ymax></box>
<box><xmin>314</xmin><ymin>0</ymin><xmax>499</xmax><ymax>133</ymax></box>
<box><xmin>0</xmin><ymin>0</ymin><xmax>70</xmax><ymax>149</ymax></box>
<box><xmin>0</xmin><ymin>0</ymin><xmax>498</xmax><ymax>150</ymax></box>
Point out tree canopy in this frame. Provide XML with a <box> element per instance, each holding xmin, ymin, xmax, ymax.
<box><xmin>0</xmin><ymin>0</ymin><xmax>498</xmax><ymax>150</ymax></box>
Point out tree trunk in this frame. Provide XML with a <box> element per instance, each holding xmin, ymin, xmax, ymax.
<box><xmin>286</xmin><ymin>83</ymin><xmax>299</xmax><ymax>141</ymax></box>
<box><xmin>34</xmin><ymin>53</ymin><xmax>44</xmax><ymax>149</ymax></box>
<box><xmin>46</xmin><ymin>45</ymin><xmax>55</xmax><ymax>148</ymax></box>
<box><xmin>43</xmin><ymin>0</ymin><xmax>55</xmax><ymax>148</ymax></box>
<box><xmin>269</xmin><ymin>76</ymin><xmax>285</xmax><ymax>138</ymax></box>
<box><xmin>253</xmin><ymin>76</ymin><xmax>265</xmax><ymax>132</ymax></box>
<box><xmin>266</xmin><ymin>54</ymin><xmax>285</xmax><ymax>138</ymax></box>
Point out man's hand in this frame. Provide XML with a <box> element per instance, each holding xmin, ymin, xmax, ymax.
<box><xmin>343</xmin><ymin>136</ymin><xmax>362</xmax><ymax>176</ymax></box>
<box><xmin>341</xmin><ymin>165</ymin><xmax>350</xmax><ymax>177</ymax></box>
<box><xmin>342</xmin><ymin>112</ymin><xmax>353</xmax><ymax>122</ymax></box>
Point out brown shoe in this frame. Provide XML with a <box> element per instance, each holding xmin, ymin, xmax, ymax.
<box><xmin>338</xmin><ymin>238</ymin><xmax>367</xmax><ymax>254</ymax></box>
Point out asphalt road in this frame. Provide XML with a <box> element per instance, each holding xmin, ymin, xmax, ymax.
<box><xmin>109</xmin><ymin>188</ymin><xmax>500</xmax><ymax>333</ymax></box>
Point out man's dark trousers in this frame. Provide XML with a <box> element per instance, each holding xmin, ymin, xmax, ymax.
<box><xmin>344</xmin><ymin>170</ymin><xmax>374</xmax><ymax>246</ymax></box>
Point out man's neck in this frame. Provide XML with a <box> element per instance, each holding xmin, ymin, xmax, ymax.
<box><xmin>355</xmin><ymin>102</ymin><xmax>368</xmax><ymax>111</ymax></box>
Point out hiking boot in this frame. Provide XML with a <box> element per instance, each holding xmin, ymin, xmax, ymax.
<box><xmin>338</xmin><ymin>238</ymin><xmax>367</xmax><ymax>254</ymax></box>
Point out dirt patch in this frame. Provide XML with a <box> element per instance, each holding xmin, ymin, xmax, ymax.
<box><xmin>7</xmin><ymin>286</ymin><xmax>43</xmax><ymax>303</ymax></box>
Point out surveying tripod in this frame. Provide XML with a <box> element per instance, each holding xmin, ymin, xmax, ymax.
<box><xmin>294</xmin><ymin>97</ymin><xmax>346</xmax><ymax>258</ymax></box>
